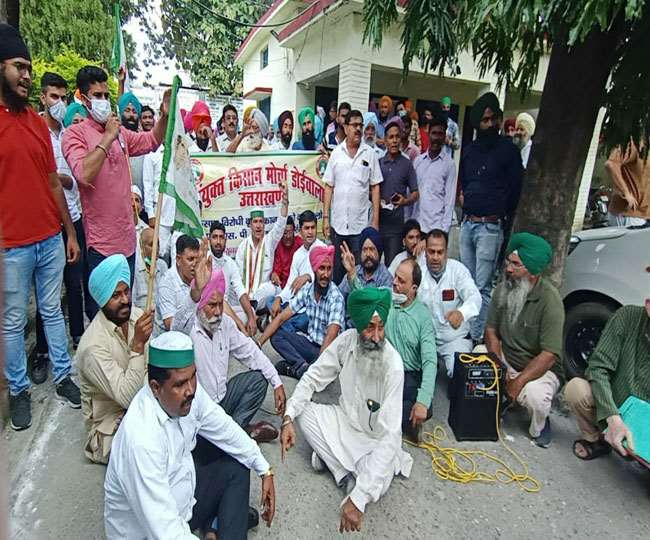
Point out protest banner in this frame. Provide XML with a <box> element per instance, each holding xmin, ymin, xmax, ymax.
<box><xmin>192</xmin><ymin>150</ymin><xmax>328</xmax><ymax>257</ymax></box>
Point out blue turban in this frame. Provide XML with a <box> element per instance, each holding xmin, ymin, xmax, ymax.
<box><xmin>360</xmin><ymin>226</ymin><xmax>383</xmax><ymax>258</ymax></box>
<box><xmin>118</xmin><ymin>92</ymin><xmax>142</xmax><ymax>118</ymax></box>
<box><xmin>363</xmin><ymin>112</ymin><xmax>378</xmax><ymax>132</ymax></box>
<box><xmin>63</xmin><ymin>102</ymin><xmax>88</xmax><ymax>128</ymax></box>
<box><xmin>89</xmin><ymin>254</ymin><xmax>131</xmax><ymax>308</ymax></box>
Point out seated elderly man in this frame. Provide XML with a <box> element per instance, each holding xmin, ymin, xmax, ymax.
<box><xmin>485</xmin><ymin>232</ymin><xmax>565</xmax><ymax>448</ymax></box>
<box><xmin>77</xmin><ymin>255</ymin><xmax>153</xmax><ymax>464</ymax></box>
<box><xmin>338</xmin><ymin>227</ymin><xmax>393</xmax><ymax>301</ymax></box>
<box><xmin>171</xmin><ymin>255</ymin><xmax>285</xmax><ymax>443</ymax></box>
<box><xmin>280</xmin><ymin>288</ymin><xmax>412</xmax><ymax>533</ymax></box>
<box><xmin>386</xmin><ymin>258</ymin><xmax>437</xmax><ymax>443</ymax></box>
<box><xmin>132</xmin><ymin>227</ymin><xmax>168</xmax><ymax>310</ymax></box>
<box><xmin>565</xmin><ymin>302</ymin><xmax>650</xmax><ymax>461</ymax></box>
<box><xmin>258</xmin><ymin>246</ymin><xmax>345</xmax><ymax>379</ymax></box>
<box><xmin>104</xmin><ymin>331</ymin><xmax>276</xmax><ymax>539</ymax></box>
<box><xmin>417</xmin><ymin>230</ymin><xmax>481</xmax><ymax>377</ymax></box>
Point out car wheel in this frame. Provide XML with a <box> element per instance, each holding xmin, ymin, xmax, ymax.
<box><xmin>563</xmin><ymin>301</ymin><xmax>617</xmax><ymax>379</ymax></box>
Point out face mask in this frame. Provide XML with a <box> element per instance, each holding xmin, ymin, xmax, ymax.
<box><xmin>86</xmin><ymin>97</ymin><xmax>111</xmax><ymax>124</ymax></box>
<box><xmin>398</xmin><ymin>110</ymin><xmax>407</xmax><ymax>118</ymax></box>
<box><xmin>392</xmin><ymin>291</ymin><xmax>408</xmax><ymax>306</ymax></box>
<box><xmin>48</xmin><ymin>100</ymin><xmax>67</xmax><ymax>124</ymax></box>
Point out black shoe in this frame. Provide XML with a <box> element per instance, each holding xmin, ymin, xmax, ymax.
<box><xmin>534</xmin><ymin>417</ymin><xmax>552</xmax><ymax>448</ymax></box>
<box><xmin>55</xmin><ymin>376</ymin><xmax>81</xmax><ymax>408</ymax></box>
<box><xmin>248</xmin><ymin>506</ymin><xmax>259</xmax><ymax>530</ymax></box>
<box><xmin>72</xmin><ymin>336</ymin><xmax>81</xmax><ymax>351</ymax></box>
<box><xmin>9</xmin><ymin>390</ymin><xmax>32</xmax><ymax>431</ymax></box>
<box><xmin>31</xmin><ymin>353</ymin><xmax>49</xmax><ymax>385</ymax></box>
<box><xmin>275</xmin><ymin>360</ymin><xmax>293</xmax><ymax>377</ymax></box>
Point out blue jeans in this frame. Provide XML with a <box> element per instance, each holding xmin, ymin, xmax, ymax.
<box><xmin>2</xmin><ymin>233</ymin><xmax>72</xmax><ymax>395</ymax></box>
<box><xmin>264</xmin><ymin>299</ymin><xmax>310</xmax><ymax>332</ymax></box>
<box><xmin>459</xmin><ymin>221</ymin><xmax>504</xmax><ymax>340</ymax></box>
<box><xmin>271</xmin><ymin>328</ymin><xmax>321</xmax><ymax>371</ymax></box>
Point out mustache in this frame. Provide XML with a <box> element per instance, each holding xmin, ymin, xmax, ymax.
<box><xmin>181</xmin><ymin>394</ymin><xmax>195</xmax><ymax>408</ymax></box>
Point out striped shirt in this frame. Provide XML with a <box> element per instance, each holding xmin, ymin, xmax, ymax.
<box><xmin>585</xmin><ymin>305</ymin><xmax>650</xmax><ymax>425</ymax></box>
<box><xmin>289</xmin><ymin>282</ymin><xmax>345</xmax><ymax>345</ymax></box>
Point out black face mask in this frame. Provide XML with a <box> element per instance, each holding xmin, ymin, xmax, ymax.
<box><xmin>123</xmin><ymin>118</ymin><xmax>139</xmax><ymax>132</ymax></box>
<box><xmin>196</xmin><ymin>136</ymin><xmax>209</xmax><ymax>151</ymax></box>
<box><xmin>302</xmin><ymin>130</ymin><xmax>315</xmax><ymax>150</ymax></box>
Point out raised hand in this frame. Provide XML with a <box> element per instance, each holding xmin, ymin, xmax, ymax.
<box><xmin>193</xmin><ymin>238</ymin><xmax>213</xmax><ymax>295</ymax></box>
<box><xmin>341</xmin><ymin>241</ymin><xmax>356</xmax><ymax>275</ymax></box>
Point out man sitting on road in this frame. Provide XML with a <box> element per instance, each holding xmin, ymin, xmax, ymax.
<box><xmin>270</xmin><ymin>216</ymin><xmax>303</xmax><ymax>291</ymax></box>
<box><xmin>565</xmin><ymin>301</ymin><xmax>650</xmax><ymax>461</ymax></box>
<box><xmin>280</xmin><ymin>288</ymin><xmax>413</xmax><ymax>534</ymax></box>
<box><xmin>104</xmin><ymin>331</ymin><xmax>276</xmax><ymax>539</ymax></box>
<box><xmin>417</xmin><ymin>230</ymin><xmax>481</xmax><ymax>378</ymax></box>
<box><xmin>485</xmin><ymin>232</ymin><xmax>565</xmax><ymax>448</ymax></box>
<box><xmin>386</xmin><ymin>258</ymin><xmax>437</xmax><ymax>443</ymax></box>
<box><xmin>77</xmin><ymin>255</ymin><xmax>153</xmax><ymax>464</ymax></box>
<box><xmin>258</xmin><ymin>246</ymin><xmax>345</xmax><ymax>379</ymax></box>
<box><xmin>388</xmin><ymin>219</ymin><xmax>422</xmax><ymax>276</ymax></box>
<box><xmin>171</xmin><ymin>253</ymin><xmax>285</xmax><ymax>444</ymax></box>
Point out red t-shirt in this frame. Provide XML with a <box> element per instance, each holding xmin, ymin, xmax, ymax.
<box><xmin>272</xmin><ymin>236</ymin><xmax>303</xmax><ymax>288</ymax></box>
<box><xmin>0</xmin><ymin>106</ymin><xmax>60</xmax><ymax>248</ymax></box>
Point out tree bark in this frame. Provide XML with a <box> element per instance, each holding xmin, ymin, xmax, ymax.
<box><xmin>512</xmin><ymin>23</ymin><xmax>625</xmax><ymax>285</ymax></box>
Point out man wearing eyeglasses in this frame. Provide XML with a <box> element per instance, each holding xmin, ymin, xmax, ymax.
<box><xmin>0</xmin><ymin>24</ymin><xmax>82</xmax><ymax>431</ymax></box>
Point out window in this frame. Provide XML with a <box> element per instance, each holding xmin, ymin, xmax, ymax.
<box><xmin>260</xmin><ymin>46</ymin><xmax>269</xmax><ymax>70</ymax></box>
<box><xmin>259</xmin><ymin>97</ymin><xmax>271</xmax><ymax>122</ymax></box>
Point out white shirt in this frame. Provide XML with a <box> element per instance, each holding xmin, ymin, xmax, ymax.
<box><xmin>217</xmin><ymin>132</ymin><xmax>237</xmax><ymax>152</ymax></box>
<box><xmin>155</xmin><ymin>264</ymin><xmax>191</xmax><ymax>336</ymax></box>
<box><xmin>143</xmin><ymin>146</ymin><xmax>176</xmax><ymax>227</ymax></box>
<box><xmin>132</xmin><ymin>248</ymin><xmax>168</xmax><ymax>310</ymax></box>
<box><xmin>521</xmin><ymin>139</ymin><xmax>532</xmax><ymax>168</ymax></box>
<box><xmin>270</xmin><ymin>138</ymin><xmax>291</xmax><ymax>151</ymax></box>
<box><xmin>104</xmin><ymin>382</ymin><xmax>269</xmax><ymax>540</ymax></box>
<box><xmin>417</xmin><ymin>257</ymin><xmax>482</xmax><ymax>345</ymax></box>
<box><xmin>323</xmin><ymin>141</ymin><xmax>384</xmax><ymax>235</ymax></box>
<box><xmin>49</xmin><ymin>126</ymin><xmax>81</xmax><ymax>222</ymax></box>
<box><xmin>388</xmin><ymin>250</ymin><xmax>409</xmax><ymax>276</ymax></box>
<box><xmin>278</xmin><ymin>239</ymin><xmax>325</xmax><ymax>304</ymax></box>
<box><xmin>210</xmin><ymin>252</ymin><xmax>246</xmax><ymax>307</ymax></box>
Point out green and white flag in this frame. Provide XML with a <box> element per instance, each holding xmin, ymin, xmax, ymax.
<box><xmin>159</xmin><ymin>76</ymin><xmax>204</xmax><ymax>238</ymax></box>
<box><xmin>110</xmin><ymin>2</ymin><xmax>129</xmax><ymax>90</ymax></box>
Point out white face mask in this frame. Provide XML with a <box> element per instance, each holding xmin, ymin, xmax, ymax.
<box><xmin>86</xmin><ymin>97</ymin><xmax>111</xmax><ymax>124</ymax></box>
<box><xmin>392</xmin><ymin>291</ymin><xmax>408</xmax><ymax>306</ymax></box>
<box><xmin>48</xmin><ymin>100</ymin><xmax>67</xmax><ymax>124</ymax></box>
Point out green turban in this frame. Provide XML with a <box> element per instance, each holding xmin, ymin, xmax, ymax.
<box><xmin>347</xmin><ymin>287</ymin><xmax>391</xmax><ymax>332</ymax></box>
<box><xmin>297</xmin><ymin>107</ymin><xmax>315</xmax><ymax>139</ymax></box>
<box><xmin>470</xmin><ymin>91</ymin><xmax>500</xmax><ymax>129</ymax></box>
<box><xmin>507</xmin><ymin>232</ymin><xmax>553</xmax><ymax>275</ymax></box>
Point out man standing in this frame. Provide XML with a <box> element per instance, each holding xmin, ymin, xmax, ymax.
<box><xmin>362</xmin><ymin>112</ymin><xmax>385</xmax><ymax>157</ymax></box>
<box><xmin>280</xmin><ymin>288</ymin><xmax>412</xmax><ymax>533</ymax></box>
<box><xmin>326</xmin><ymin>102</ymin><xmax>351</xmax><ymax>150</ymax></box>
<box><xmin>413</xmin><ymin>116</ymin><xmax>457</xmax><ymax>234</ymax></box>
<box><xmin>218</xmin><ymin>104</ymin><xmax>239</xmax><ymax>151</ymax></box>
<box><xmin>459</xmin><ymin>92</ymin><xmax>523</xmax><ymax>342</ymax></box>
<box><xmin>188</xmin><ymin>100</ymin><xmax>218</xmax><ymax>152</ymax></box>
<box><xmin>271</xmin><ymin>110</ymin><xmax>293</xmax><ymax>150</ymax></box>
<box><xmin>387</xmin><ymin>219</ymin><xmax>421</xmax><ymax>276</ymax></box>
<box><xmin>386</xmin><ymin>258</ymin><xmax>437</xmax><ymax>443</ymax></box>
<box><xmin>417</xmin><ymin>230</ymin><xmax>481</xmax><ymax>377</ymax></box>
<box><xmin>259</xmin><ymin>246</ymin><xmax>345</xmax><ymax>379</ymax></box>
<box><xmin>338</xmin><ymin>227</ymin><xmax>393</xmax><ymax>301</ymax></box>
<box><xmin>140</xmin><ymin>105</ymin><xmax>155</xmax><ymax>132</ymax></box>
<box><xmin>232</xmin><ymin>109</ymin><xmax>271</xmax><ymax>153</ymax></box>
<box><xmin>513</xmin><ymin>112</ymin><xmax>536</xmax><ymax>168</ymax></box>
<box><xmin>378</xmin><ymin>120</ymin><xmax>419</xmax><ymax>265</ymax></box>
<box><xmin>376</xmin><ymin>95</ymin><xmax>394</xmax><ymax>137</ymax></box>
<box><xmin>118</xmin><ymin>91</ymin><xmax>146</xmax><ymax>197</ymax></box>
<box><xmin>77</xmin><ymin>255</ymin><xmax>153</xmax><ymax>464</ymax></box>
<box><xmin>440</xmin><ymin>96</ymin><xmax>460</xmax><ymax>155</ymax></box>
<box><xmin>485</xmin><ymin>233</ymin><xmax>564</xmax><ymax>448</ymax></box>
<box><xmin>323</xmin><ymin>109</ymin><xmax>383</xmax><ymax>284</ymax></box>
<box><xmin>62</xmin><ymin>65</ymin><xmax>169</xmax><ymax>318</ymax></box>
<box><xmin>235</xmin><ymin>182</ymin><xmax>289</xmax><ymax>310</ymax></box>
<box><xmin>132</xmin><ymin>227</ymin><xmax>168</xmax><ymax>310</ymax></box>
<box><xmin>401</xmin><ymin>116</ymin><xmax>421</xmax><ymax>162</ymax></box>
<box><xmin>292</xmin><ymin>107</ymin><xmax>317</xmax><ymax>151</ymax></box>
<box><xmin>104</xmin><ymin>331</ymin><xmax>276</xmax><ymax>539</ymax></box>
<box><xmin>0</xmin><ymin>24</ymin><xmax>81</xmax><ymax>430</ymax></box>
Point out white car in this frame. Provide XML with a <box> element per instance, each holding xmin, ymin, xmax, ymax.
<box><xmin>561</xmin><ymin>224</ymin><xmax>650</xmax><ymax>377</ymax></box>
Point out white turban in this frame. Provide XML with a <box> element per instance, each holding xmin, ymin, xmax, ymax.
<box><xmin>516</xmin><ymin>112</ymin><xmax>536</xmax><ymax>136</ymax></box>
<box><xmin>251</xmin><ymin>109</ymin><xmax>269</xmax><ymax>138</ymax></box>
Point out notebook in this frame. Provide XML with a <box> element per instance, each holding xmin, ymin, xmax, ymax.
<box><xmin>618</xmin><ymin>396</ymin><xmax>650</xmax><ymax>467</ymax></box>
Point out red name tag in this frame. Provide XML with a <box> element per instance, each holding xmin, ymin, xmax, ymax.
<box><xmin>442</xmin><ymin>289</ymin><xmax>455</xmax><ymax>301</ymax></box>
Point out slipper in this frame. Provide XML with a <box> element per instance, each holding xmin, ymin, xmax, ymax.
<box><xmin>572</xmin><ymin>438</ymin><xmax>612</xmax><ymax>461</ymax></box>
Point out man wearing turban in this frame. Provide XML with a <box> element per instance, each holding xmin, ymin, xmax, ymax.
<box><xmin>231</xmin><ymin>108</ymin><xmax>271</xmax><ymax>152</ymax></box>
<box><xmin>338</xmin><ymin>227</ymin><xmax>393</xmax><ymax>303</ymax></box>
<box><xmin>292</xmin><ymin>107</ymin><xmax>317</xmax><ymax>150</ymax></box>
<box><xmin>362</xmin><ymin>112</ymin><xmax>385</xmax><ymax>157</ymax></box>
<box><xmin>485</xmin><ymin>232</ymin><xmax>564</xmax><ymax>448</ymax></box>
<box><xmin>188</xmin><ymin>100</ymin><xmax>218</xmax><ymax>152</ymax></box>
<box><xmin>118</xmin><ymin>91</ymin><xmax>142</xmax><ymax>132</ymax></box>
<box><xmin>280</xmin><ymin>287</ymin><xmax>413</xmax><ymax>533</ymax></box>
<box><xmin>439</xmin><ymin>95</ymin><xmax>460</xmax><ymax>155</ymax></box>
<box><xmin>376</xmin><ymin>95</ymin><xmax>394</xmax><ymax>136</ymax></box>
<box><xmin>514</xmin><ymin>111</ymin><xmax>536</xmax><ymax>168</ymax></box>
<box><xmin>77</xmin><ymin>254</ymin><xmax>154</xmax><ymax>463</ymax></box>
<box><xmin>459</xmin><ymin>91</ymin><xmax>523</xmax><ymax>343</ymax></box>
<box><xmin>258</xmin><ymin>244</ymin><xmax>345</xmax><ymax>379</ymax></box>
<box><xmin>271</xmin><ymin>110</ymin><xmax>294</xmax><ymax>150</ymax></box>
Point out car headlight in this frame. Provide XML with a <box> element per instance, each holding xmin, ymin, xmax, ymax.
<box><xmin>568</xmin><ymin>236</ymin><xmax>580</xmax><ymax>256</ymax></box>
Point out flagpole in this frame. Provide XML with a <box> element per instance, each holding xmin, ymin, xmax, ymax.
<box><xmin>145</xmin><ymin>192</ymin><xmax>164</xmax><ymax>311</ymax></box>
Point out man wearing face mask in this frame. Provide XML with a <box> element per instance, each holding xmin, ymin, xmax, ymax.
<box><xmin>458</xmin><ymin>92</ymin><xmax>523</xmax><ymax>343</ymax></box>
<box><xmin>189</xmin><ymin>100</ymin><xmax>219</xmax><ymax>152</ymax></box>
<box><xmin>292</xmin><ymin>107</ymin><xmax>317</xmax><ymax>150</ymax></box>
<box><xmin>386</xmin><ymin>258</ymin><xmax>437</xmax><ymax>443</ymax></box>
<box><xmin>62</xmin><ymin>65</ymin><xmax>169</xmax><ymax>319</ymax></box>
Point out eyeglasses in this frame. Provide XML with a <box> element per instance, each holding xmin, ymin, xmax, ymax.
<box><xmin>5</xmin><ymin>61</ymin><xmax>32</xmax><ymax>76</ymax></box>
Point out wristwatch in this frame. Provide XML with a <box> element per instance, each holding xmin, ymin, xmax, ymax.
<box><xmin>261</xmin><ymin>467</ymin><xmax>274</xmax><ymax>479</ymax></box>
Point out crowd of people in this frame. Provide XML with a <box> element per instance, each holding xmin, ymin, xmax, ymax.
<box><xmin>1</xmin><ymin>22</ymin><xmax>648</xmax><ymax>538</ymax></box>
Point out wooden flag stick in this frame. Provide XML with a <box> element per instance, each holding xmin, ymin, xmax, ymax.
<box><xmin>145</xmin><ymin>191</ymin><xmax>164</xmax><ymax>312</ymax></box>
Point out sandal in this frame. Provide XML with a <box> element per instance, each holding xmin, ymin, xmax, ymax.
<box><xmin>572</xmin><ymin>438</ymin><xmax>611</xmax><ymax>461</ymax></box>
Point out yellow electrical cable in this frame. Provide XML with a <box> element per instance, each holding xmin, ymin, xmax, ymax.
<box><xmin>405</xmin><ymin>353</ymin><xmax>541</xmax><ymax>493</ymax></box>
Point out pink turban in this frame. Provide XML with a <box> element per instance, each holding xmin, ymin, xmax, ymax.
<box><xmin>309</xmin><ymin>245</ymin><xmax>335</xmax><ymax>272</ymax></box>
<box><xmin>191</xmin><ymin>101</ymin><xmax>212</xmax><ymax>133</ymax></box>
<box><xmin>195</xmin><ymin>269</ymin><xmax>226</xmax><ymax>310</ymax></box>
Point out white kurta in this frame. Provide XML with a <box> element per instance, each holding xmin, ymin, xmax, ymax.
<box><xmin>417</xmin><ymin>256</ymin><xmax>482</xmax><ymax>375</ymax></box>
<box><xmin>104</xmin><ymin>383</ymin><xmax>269</xmax><ymax>540</ymax></box>
<box><xmin>277</xmin><ymin>239</ymin><xmax>325</xmax><ymax>305</ymax></box>
<box><xmin>285</xmin><ymin>329</ymin><xmax>413</xmax><ymax>512</ymax></box>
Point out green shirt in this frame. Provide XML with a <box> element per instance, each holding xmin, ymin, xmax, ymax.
<box><xmin>486</xmin><ymin>277</ymin><xmax>565</xmax><ymax>379</ymax></box>
<box><xmin>385</xmin><ymin>298</ymin><xmax>438</xmax><ymax>407</ymax></box>
<box><xmin>585</xmin><ymin>305</ymin><xmax>650</xmax><ymax>425</ymax></box>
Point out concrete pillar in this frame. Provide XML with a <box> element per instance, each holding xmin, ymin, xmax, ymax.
<box><xmin>338</xmin><ymin>58</ymin><xmax>371</xmax><ymax>112</ymax></box>
<box><xmin>572</xmin><ymin>107</ymin><xmax>606</xmax><ymax>231</ymax></box>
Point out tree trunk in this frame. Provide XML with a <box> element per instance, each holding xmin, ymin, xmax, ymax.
<box><xmin>512</xmin><ymin>23</ymin><xmax>625</xmax><ymax>285</ymax></box>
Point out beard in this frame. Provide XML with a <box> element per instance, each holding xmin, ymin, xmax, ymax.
<box><xmin>102</xmin><ymin>302</ymin><xmax>132</xmax><ymax>326</ymax></box>
<box><xmin>281</xmin><ymin>132</ymin><xmax>292</xmax><ymax>148</ymax></box>
<box><xmin>362</xmin><ymin>256</ymin><xmax>379</xmax><ymax>274</ymax></box>
<box><xmin>247</xmin><ymin>133</ymin><xmax>263</xmax><ymax>150</ymax></box>
<box><xmin>0</xmin><ymin>68</ymin><xmax>29</xmax><ymax>113</ymax></box>
<box><xmin>302</xmin><ymin>129</ymin><xmax>315</xmax><ymax>150</ymax></box>
<box><xmin>196</xmin><ymin>136</ymin><xmax>210</xmax><ymax>151</ymax></box>
<box><xmin>512</xmin><ymin>134</ymin><xmax>529</xmax><ymax>150</ymax></box>
<box><xmin>356</xmin><ymin>334</ymin><xmax>385</xmax><ymax>379</ymax></box>
<box><xmin>210</xmin><ymin>245</ymin><xmax>224</xmax><ymax>260</ymax></box>
<box><xmin>499</xmin><ymin>274</ymin><xmax>534</xmax><ymax>325</ymax></box>
<box><xmin>198</xmin><ymin>309</ymin><xmax>222</xmax><ymax>334</ymax></box>
<box><xmin>122</xmin><ymin>118</ymin><xmax>139</xmax><ymax>132</ymax></box>
<box><xmin>315</xmin><ymin>279</ymin><xmax>330</xmax><ymax>297</ymax></box>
